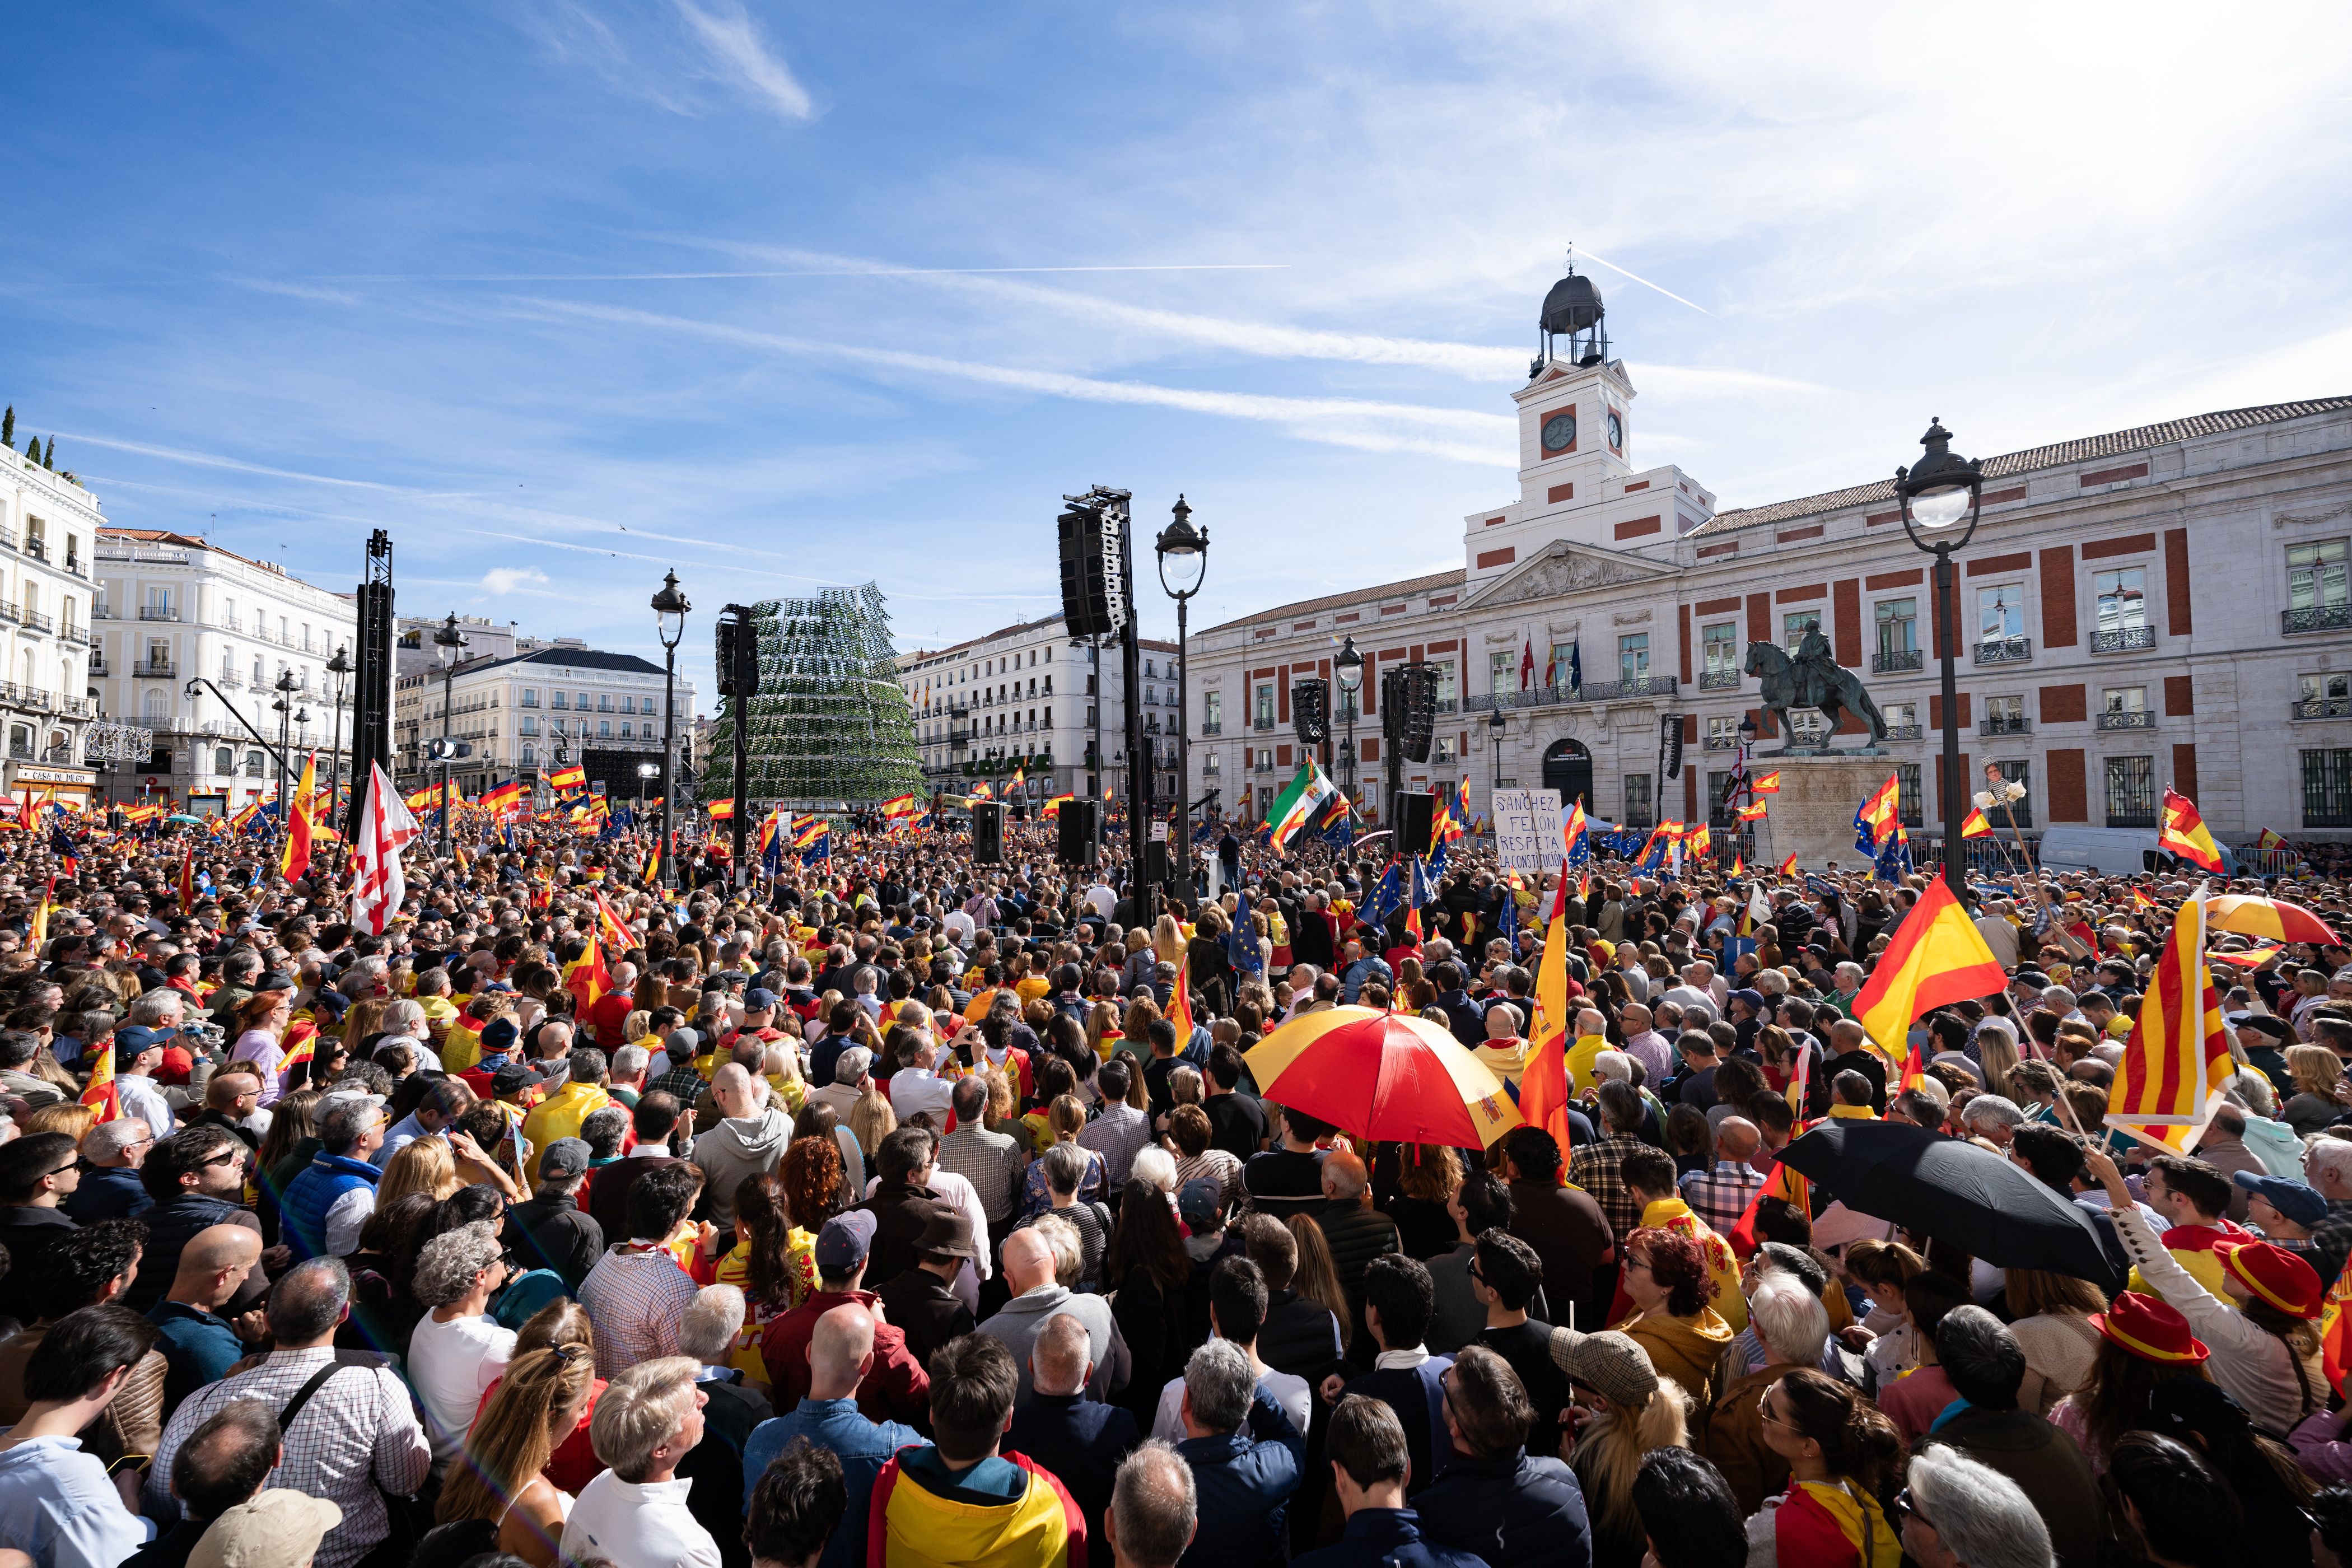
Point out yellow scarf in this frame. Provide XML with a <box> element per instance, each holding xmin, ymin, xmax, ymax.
<box><xmin>1796</xmin><ymin>1481</ymin><xmax>1901</xmax><ymax>1568</ymax></box>
<box><xmin>1827</xmin><ymin>1103</ymin><xmax>1878</xmax><ymax>1121</ymax></box>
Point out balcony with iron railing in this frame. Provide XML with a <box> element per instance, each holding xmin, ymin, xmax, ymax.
<box><xmin>22</xmin><ymin>538</ymin><xmax>46</xmax><ymax>562</ymax></box>
<box><xmin>62</xmin><ymin>559</ymin><xmax>86</xmax><ymax>580</ymax></box>
<box><xmin>2285</xmin><ymin>604</ymin><xmax>2352</xmax><ymax>635</ymax></box>
<box><xmin>0</xmin><ymin>603</ymin><xmax>17</xmax><ymax>627</ymax></box>
<box><xmin>59</xmin><ymin>624</ymin><xmax>87</xmax><ymax>646</ymax></box>
<box><xmin>0</xmin><ymin>528</ymin><xmax>17</xmax><ymax>554</ymax></box>
<box><xmin>1973</xmin><ymin>637</ymin><xmax>2032</xmax><ymax>666</ymax></box>
<box><xmin>1980</xmin><ymin>713</ymin><xmax>2032</xmax><ymax>736</ymax></box>
<box><xmin>88</xmin><ymin>655</ymin><xmax>109</xmax><ymax>677</ymax></box>
<box><xmin>133</xmin><ymin>660</ymin><xmax>176</xmax><ymax>679</ymax></box>
<box><xmin>60</xmin><ymin>697</ymin><xmax>90</xmax><ymax>718</ymax></box>
<box><xmin>2092</xmin><ymin>624</ymin><xmax>2156</xmax><ymax>654</ymax></box>
<box><xmin>217</xmin><ymin>669</ymin><xmax>242</xmax><ymax>688</ymax></box>
<box><xmin>139</xmin><ymin>605</ymin><xmax>180</xmax><ymax>622</ymax></box>
<box><xmin>1201</xmin><ymin>720</ymin><xmax>1221</xmax><ymax>735</ymax></box>
<box><xmin>2096</xmin><ymin>709</ymin><xmax>2157</xmax><ymax>731</ymax></box>
<box><xmin>2293</xmin><ymin>697</ymin><xmax>2351</xmax><ymax>721</ymax></box>
<box><xmin>1873</xmin><ymin>647</ymin><xmax>1924</xmax><ymax>674</ymax></box>
<box><xmin>24</xmin><ymin>612</ymin><xmax>53</xmax><ymax>635</ymax></box>
<box><xmin>1884</xmin><ymin>724</ymin><xmax>1925</xmax><ymax>740</ymax></box>
<box><xmin>1698</xmin><ymin>668</ymin><xmax>1741</xmax><ymax>690</ymax></box>
<box><xmin>20</xmin><ymin>689</ymin><xmax>53</xmax><ymax>712</ymax></box>
<box><xmin>1462</xmin><ymin>675</ymin><xmax>1681</xmax><ymax>711</ymax></box>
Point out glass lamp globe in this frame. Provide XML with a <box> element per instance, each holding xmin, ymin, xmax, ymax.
<box><xmin>1909</xmin><ymin>486</ymin><xmax>1973</xmax><ymax>529</ymax></box>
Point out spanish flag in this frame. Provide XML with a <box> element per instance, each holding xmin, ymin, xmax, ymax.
<box><xmin>2107</xmin><ymin>890</ymin><xmax>2232</xmax><ymax>1152</ymax></box>
<box><xmin>708</xmin><ymin>799</ymin><xmax>735</xmax><ymax>819</ymax></box>
<box><xmin>1850</xmin><ymin>877</ymin><xmax>2007</xmax><ymax>1086</ymax></box>
<box><xmin>1686</xmin><ymin>822</ymin><xmax>1712</xmax><ymax>861</ymax></box>
<box><xmin>179</xmin><ymin>843</ymin><xmax>196</xmax><ymax>912</ymax></box>
<box><xmin>880</xmin><ymin>794</ymin><xmax>917</xmax><ymax>818</ymax></box>
<box><xmin>548</xmin><ymin>764</ymin><xmax>587</xmax><ymax>793</ymax></box>
<box><xmin>480</xmin><ymin>780</ymin><xmax>526</xmax><ymax>818</ymax></box>
<box><xmin>594</xmin><ymin>890</ymin><xmax>632</xmax><ymax>951</ymax></box>
<box><xmin>279</xmin><ymin>752</ymin><xmax>318</xmax><ymax>882</ymax></box>
<box><xmin>1737</xmin><ymin>800</ymin><xmax>1770</xmax><ymax>822</ymax></box>
<box><xmin>1855</xmin><ymin>772</ymin><xmax>1901</xmax><ymax>848</ymax></box>
<box><xmin>1751</xmin><ymin>770</ymin><xmax>1782</xmax><ymax>797</ymax></box>
<box><xmin>1777</xmin><ymin>852</ymin><xmax>1798</xmax><ymax>877</ymax></box>
<box><xmin>1519</xmin><ymin>858</ymin><xmax>1578</xmax><ymax>1147</ymax></box>
<box><xmin>1041</xmin><ymin>794</ymin><xmax>1073</xmax><ymax>818</ymax></box>
<box><xmin>30</xmin><ymin>875</ymin><xmax>54</xmax><ymax>948</ymax></box>
<box><xmin>1961</xmin><ymin>807</ymin><xmax>1993</xmax><ymax>839</ymax></box>
<box><xmin>80</xmin><ymin>1030</ymin><xmax>119</xmax><ymax>1124</ymax></box>
<box><xmin>1562</xmin><ymin>800</ymin><xmax>1588</xmax><ymax>858</ymax></box>
<box><xmin>642</xmin><ymin>842</ymin><xmax>661</xmax><ymax>883</ymax></box>
<box><xmin>2159</xmin><ymin>787</ymin><xmax>2225</xmax><ymax>873</ymax></box>
<box><xmin>1167</xmin><ymin>949</ymin><xmax>1195</xmax><ymax>1043</ymax></box>
<box><xmin>2132</xmin><ymin>886</ymin><xmax>2158</xmax><ymax>912</ymax></box>
<box><xmin>1729</xmin><ymin>853</ymin><xmax>1744</xmax><ymax>877</ymax></box>
<box><xmin>566</xmin><ymin>937</ymin><xmax>609</xmax><ymax>1013</ymax></box>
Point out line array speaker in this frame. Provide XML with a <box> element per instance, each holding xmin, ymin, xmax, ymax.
<box><xmin>1056</xmin><ymin>495</ymin><xmax>1128</xmax><ymax>640</ymax></box>
<box><xmin>1291</xmin><ymin>677</ymin><xmax>1329</xmax><ymax>748</ymax></box>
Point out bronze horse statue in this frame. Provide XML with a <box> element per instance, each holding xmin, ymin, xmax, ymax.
<box><xmin>1743</xmin><ymin>637</ymin><xmax>1889</xmax><ymax>746</ymax></box>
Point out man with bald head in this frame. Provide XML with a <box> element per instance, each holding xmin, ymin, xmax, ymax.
<box><xmin>744</xmin><ymin>1303</ymin><xmax>928</xmax><ymax>1568</ymax></box>
<box><xmin>147</xmin><ymin>1222</ymin><xmax>265</xmax><ymax>1417</ymax></box>
<box><xmin>977</xmin><ymin>1225</ymin><xmax>1130</xmax><ymax>1404</ymax></box>
<box><xmin>691</xmin><ymin>1061</ymin><xmax>792</xmax><ymax>1227</ymax></box>
<box><xmin>1679</xmin><ymin>1116</ymin><xmax>1767</xmax><ymax>1233</ymax></box>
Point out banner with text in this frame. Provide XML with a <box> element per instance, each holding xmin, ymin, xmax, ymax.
<box><xmin>1492</xmin><ymin>787</ymin><xmax>1565</xmax><ymax>875</ymax></box>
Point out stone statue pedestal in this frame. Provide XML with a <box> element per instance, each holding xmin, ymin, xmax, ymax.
<box><xmin>1753</xmin><ymin>752</ymin><xmax>1894</xmax><ymax>874</ymax></box>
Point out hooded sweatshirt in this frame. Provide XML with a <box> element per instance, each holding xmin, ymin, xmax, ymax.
<box><xmin>692</xmin><ymin>1105</ymin><xmax>794</xmax><ymax>1225</ymax></box>
<box><xmin>866</xmin><ymin>1447</ymin><xmax>1082</xmax><ymax>1568</ymax></box>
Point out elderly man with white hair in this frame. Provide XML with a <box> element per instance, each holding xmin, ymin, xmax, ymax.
<box><xmin>562</xmin><ymin>1355</ymin><xmax>718</xmax><ymax>1568</ymax></box>
<box><xmin>1898</xmin><ymin>1445</ymin><xmax>2054</xmax><ymax>1568</ymax></box>
<box><xmin>1702</xmin><ymin>1271</ymin><xmax>1833</xmax><ymax>1515</ymax></box>
<box><xmin>1957</xmin><ymin>1095</ymin><xmax>2025</xmax><ymax>1149</ymax></box>
<box><xmin>811</xmin><ymin>1046</ymin><xmax>871</xmax><ymax>1122</ymax></box>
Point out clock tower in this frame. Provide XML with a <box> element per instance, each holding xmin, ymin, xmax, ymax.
<box><xmin>1461</xmin><ymin>260</ymin><xmax>1714</xmax><ymax>585</ymax></box>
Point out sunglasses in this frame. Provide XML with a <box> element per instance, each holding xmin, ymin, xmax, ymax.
<box><xmin>197</xmin><ymin>1149</ymin><xmax>245</xmax><ymax>1170</ymax></box>
<box><xmin>1893</xmin><ymin>1487</ymin><xmax>1931</xmax><ymax>1532</ymax></box>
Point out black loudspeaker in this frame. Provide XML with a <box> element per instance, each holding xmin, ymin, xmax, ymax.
<box><xmin>1393</xmin><ymin>791</ymin><xmax>1436</xmax><ymax>856</ymax></box>
<box><xmin>1659</xmin><ymin>713</ymin><xmax>1684</xmax><ymax>781</ymax></box>
<box><xmin>1143</xmin><ymin>841</ymin><xmax>1172</xmax><ymax>884</ymax></box>
<box><xmin>1057</xmin><ymin>801</ymin><xmax>1100</xmax><ymax>866</ymax></box>
<box><xmin>1382</xmin><ymin>663</ymin><xmax>1438</xmax><ymax>764</ymax></box>
<box><xmin>1056</xmin><ymin>495</ymin><xmax>1128</xmax><ymax>640</ymax></box>
<box><xmin>973</xmin><ymin>802</ymin><xmax>1006</xmax><ymax>864</ymax></box>
<box><xmin>1292</xmin><ymin>678</ymin><xmax>1329</xmax><ymax>747</ymax></box>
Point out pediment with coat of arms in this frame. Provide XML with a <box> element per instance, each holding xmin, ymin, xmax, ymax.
<box><xmin>1468</xmin><ymin>540</ymin><xmax>1676</xmax><ymax>608</ymax></box>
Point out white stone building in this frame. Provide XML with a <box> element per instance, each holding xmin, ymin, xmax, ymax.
<box><xmin>93</xmin><ymin>528</ymin><xmax>361</xmax><ymax>812</ymax></box>
<box><xmin>898</xmin><ymin>613</ymin><xmax>1180</xmax><ymax>808</ymax></box>
<box><xmin>1187</xmin><ymin>265</ymin><xmax>2352</xmax><ymax>847</ymax></box>
<box><xmin>394</xmin><ymin>639</ymin><xmax>696</xmax><ymax>808</ymax></box>
<box><xmin>0</xmin><ymin>454</ymin><xmax>102</xmax><ymax>806</ymax></box>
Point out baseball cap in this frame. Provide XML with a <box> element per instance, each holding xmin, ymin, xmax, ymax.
<box><xmin>491</xmin><ymin>1064</ymin><xmax>531</xmax><ymax>1096</ymax></box>
<box><xmin>745</xmin><ymin>987</ymin><xmax>780</xmax><ymax>1010</ymax></box>
<box><xmin>538</xmin><ymin>1137</ymin><xmax>591</xmax><ymax>1182</ymax></box>
<box><xmin>114</xmin><ymin>1025</ymin><xmax>172</xmax><ymax>1066</ymax></box>
<box><xmin>1178</xmin><ymin>1178</ymin><xmax>1224</xmax><ymax>1228</ymax></box>
<box><xmin>2232</xmin><ymin>1169</ymin><xmax>2328</xmax><ymax>1229</ymax></box>
<box><xmin>814</xmin><ymin>1211</ymin><xmax>878</xmax><ymax>1270</ymax></box>
<box><xmin>317</xmin><ymin>1090</ymin><xmax>386</xmax><ymax>1120</ymax></box>
<box><xmin>2237</xmin><ymin>1015</ymin><xmax>2292</xmax><ymax>1042</ymax></box>
<box><xmin>189</xmin><ymin>1488</ymin><xmax>343</xmax><ymax>1568</ymax></box>
<box><xmin>665</xmin><ymin>1028</ymin><xmax>700</xmax><ymax>1060</ymax></box>
<box><xmin>479</xmin><ymin>1017</ymin><xmax>519</xmax><ymax>1055</ymax></box>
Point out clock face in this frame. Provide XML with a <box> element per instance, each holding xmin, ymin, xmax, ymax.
<box><xmin>1541</xmin><ymin>412</ymin><xmax>1576</xmax><ymax>453</ymax></box>
<box><xmin>1607</xmin><ymin>410</ymin><xmax>1624</xmax><ymax>450</ymax></box>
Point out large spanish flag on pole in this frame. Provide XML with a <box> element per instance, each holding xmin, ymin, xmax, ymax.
<box><xmin>1518</xmin><ymin>858</ymin><xmax>1579</xmax><ymax>1147</ymax></box>
<box><xmin>1850</xmin><ymin>877</ymin><xmax>2007</xmax><ymax>1086</ymax></box>
<box><xmin>2159</xmin><ymin>787</ymin><xmax>2226</xmax><ymax>873</ymax></box>
<box><xmin>2107</xmin><ymin>889</ymin><xmax>2232</xmax><ymax>1152</ymax></box>
<box><xmin>279</xmin><ymin>752</ymin><xmax>318</xmax><ymax>882</ymax></box>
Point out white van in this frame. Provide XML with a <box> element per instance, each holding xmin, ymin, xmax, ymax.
<box><xmin>2037</xmin><ymin>826</ymin><xmax>2239</xmax><ymax>878</ymax></box>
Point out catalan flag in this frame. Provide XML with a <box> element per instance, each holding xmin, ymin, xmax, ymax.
<box><xmin>1961</xmin><ymin>806</ymin><xmax>1993</xmax><ymax>839</ymax></box>
<box><xmin>1850</xmin><ymin>876</ymin><xmax>2008</xmax><ymax>1086</ymax></box>
<box><xmin>2107</xmin><ymin>889</ymin><xmax>2232</xmax><ymax>1151</ymax></box>
<box><xmin>1751</xmin><ymin>770</ymin><xmax>1781</xmax><ymax>797</ymax></box>
<box><xmin>2159</xmin><ymin>787</ymin><xmax>2225</xmax><ymax>873</ymax></box>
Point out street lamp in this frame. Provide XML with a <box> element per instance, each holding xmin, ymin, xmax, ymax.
<box><xmin>325</xmin><ymin>646</ymin><xmax>352</xmax><ymax>827</ymax></box>
<box><xmin>1895</xmin><ymin>418</ymin><xmax>1986</xmax><ymax>904</ymax></box>
<box><xmin>1155</xmin><ymin>496</ymin><xmax>1208</xmax><ymax>900</ymax></box>
<box><xmin>433</xmin><ymin>613</ymin><xmax>467</xmax><ymax>860</ymax></box>
<box><xmin>651</xmin><ymin>569</ymin><xmax>690</xmax><ymax>891</ymax></box>
<box><xmin>270</xmin><ymin>668</ymin><xmax>297</xmax><ymax>818</ymax></box>
<box><xmin>636</xmin><ymin>759</ymin><xmax>660</xmax><ymax>823</ymax></box>
<box><xmin>1487</xmin><ymin>706</ymin><xmax>1506</xmax><ymax>811</ymax></box>
<box><xmin>1335</xmin><ymin>636</ymin><xmax>1362</xmax><ymax>808</ymax></box>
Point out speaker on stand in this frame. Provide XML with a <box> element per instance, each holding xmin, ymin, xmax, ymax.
<box><xmin>973</xmin><ymin>801</ymin><xmax>1006</xmax><ymax>865</ymax></box>
<box><xmin>1056</xmin><ymin>800</ymin><xmax>1101</xmax><ymax>867</ymax></box>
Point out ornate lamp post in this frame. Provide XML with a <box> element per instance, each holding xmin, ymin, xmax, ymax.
<box><xmin>1895</xmin><ymin>418</ymin><xmax>1986</xmax><ymax>905</ymax></box>
<box><xmin>1488</xmin><ymin>706</ymin><xmax>1506</xmax><ymax>813</ymax></box>
<box><xmin>1335</xmin><ymin>636</ymin><xmax>1362</xmax><ymax>809</ymax></box>
<box><xmin>651</xmin><ymin>570</ymin><xmax>690</xmax><ymax>890</ymax></box>
<box><xmin>432</xmin><ymin>613</ymin><xmax>466</xmax><ymax>860</ymax></box>
<box><xmin>325</xmin><ymin>646</ymin><xmax>352</xmax><ymax>819</ymax></box>
<box><xmin>270</xmin><ymin>668</ymin><xmax>297</xmax><ymax>820</ymax></box>
<box><xmin>1154</xmin><ymin>496</ymin><xmax>1207</xmax><ymax>897</ymax></box>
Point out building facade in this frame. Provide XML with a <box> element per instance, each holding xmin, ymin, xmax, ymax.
<box><xmin>0</xmin><ymin>455</ymin><xmax>102</xmax><ymax>806</ymax></box>
<box><xmin>93</xmin><ymin>528</ymin><xmax>361</xmax><ymax>811</ymax></box>
<box><xmin>394</xmin><ymin>642</ymin><xmax>697</xmax><ymax>807</ymax></box>
<box><xmin>898</xmin><ymin>613</ymin><xmax>1180</xmax><ymax>808</ymax></box>
<box><xmin>1188</xmin><ymin>268</ymin><xmax>2352</xmax><ymax>847</ymax></box>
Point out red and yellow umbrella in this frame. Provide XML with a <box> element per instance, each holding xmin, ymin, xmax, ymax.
<box><xmin>1243</xmin><ymin>1005</ymin><xmax>1522</xmax><ymax>1149</ymax></box>
<box><xmin>2207</xmin><ymin>895</ymin><xmax>2339</xmax><ymax>947</ymax></box>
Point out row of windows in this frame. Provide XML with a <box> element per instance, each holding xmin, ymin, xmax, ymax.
<box><xmin>517</xmin><ymin>689</ymin><xmax>648</xmax><ymax>712</ymax></box>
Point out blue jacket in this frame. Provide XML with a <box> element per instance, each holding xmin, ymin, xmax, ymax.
<box><xmin>279</xmin><ymin>1154</ymin><xmax>380</xmax><ymax>1262</ymax></box>
<box><xmin>1005</xmin><ymin>1392</ymin><xmax>1139</xmax><ymax>1548</ymax></box>
<box><xmin>1295</xmin><ymin>1508</ymin><xmax>1487</xmax><ymax>1568</ymax></box>
<box><xmin>63</xmin><ymin>1166</ymin><xmax>153</xmax><ymax>1225</ymax></box>
<box><xmin>744</xmin><ymin>1397</ymin><xmax>927</xmax><ymax>1568</ymax></box>
<box><xmin>1338</xmin><ymin>1357</ymin><xmax>1454</xmax><ymax>1497</ymax></box>
<box><xmin>1175</xmin><ymin>1384</ymin><xmax>1304</xmax><ymax>1568</ymax></box>
<box><xmin>146</xmin><ymin>1301</ymin><xmax>248</xmax><ymax>1420</ymax></box>
<box><xmin>1415</xmin><ymin>1449</ymin><xmax>1594</xmax><ymax>1568</ymax></box>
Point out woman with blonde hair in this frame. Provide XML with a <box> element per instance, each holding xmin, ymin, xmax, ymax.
<box><xmin>17</xmin><ymin>1100</ymin><xmax>96</xmax><ymax>1142</ymax></box>
<box><xmin>1286</xmin><ymin>1212</ymin><xmax>1351</xmax><ymax>1329</ymax></box>
<box><xmin>620</xmin><ymin>1010</ymin><xmax>651</xmax><ymax>1047</ymax></box>
<box><xmin>1084</xmin><ymin>1000</ymin><xmax>1124</xmax><ymax>1061</ymax></box>
<box><xmin>2005</xmin><ymin>1266</ymin><xmax>2106</xmax><ymax>1414</ymax></box>
<box><xmin>377</xmin><ymin>1136</ymin><xmax>463</xmax><ymax>1207</ymax></box>
<box><xmin>1560</xmin><ymin>1329</ymin><xmax>1690</xmax><ymax>1568</ymax></box>
<box><xmin>1152</xmin><ymin>913</ymin><xmax>1187</xmax><ymax>967</ymax></box>
<box><xmin>847</xmin><ymin>1082</ymin><xmax>897</xmax><ymax>1158</ymax></box>
<box><xmin>1973</xmin><ymin>1018</ymin><xmax>2024</xmax><ymax>1104</ymax></box>
<box><xmin>2284</xmin><ymin>1044</ymin><xmax>2347</xmax><ymax>1136</ymax></box>
<box><xmin>437</xmin><ymin>1344</ymin><xmax>598</xmax><ymax>1566</ymax></box>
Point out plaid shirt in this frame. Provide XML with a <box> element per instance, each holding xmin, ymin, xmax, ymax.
<box><xmin>1077</xmin><ymin>1103</ymin><xmax>1152</xmax><ymax>1194</ymax></box>
<box><xmin>1568</xmin><ymin>1132</ymin><xmax>1650</xmax><ymax>1239</ymax></box>
<box><xmin>147</xmin><ymin>1347</ymin><xmax>429</xmax><ymax>1568</ymax></box>
<box><xmin>937</xmin><ymin>1123</ymin><xmax>1028</xmax><ymax>1224</ymax></box>
<box><xmin>577</xmin><ymin>1243</ymin><xmax>701</xmax><ymax>1377</ymax></box>
<box><xmin>1679</xmin><ymin>1159</ymin><xmax>1766</xmax><ymax>1234</ymax></box>
<box><xmin>650</xmin><ymin>1061</ymin><xmax>711</xmax><ymax>1107</ymax></box>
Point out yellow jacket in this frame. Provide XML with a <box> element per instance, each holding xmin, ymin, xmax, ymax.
<box><xmin>521</xmin><ymin>1081</ymin><xmax>612</xmax><ymax>1153</ymax></box>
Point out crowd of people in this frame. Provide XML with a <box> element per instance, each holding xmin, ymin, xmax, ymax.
<box><xmin>0</xmin><ymin>808</ymin><xmax>2350</xmax><ymax>1568</ymax></box>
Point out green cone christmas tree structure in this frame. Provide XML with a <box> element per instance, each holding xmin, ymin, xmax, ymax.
<box><xmin>698</xmin><ymin>582</ymin><xmax>924</xmax><ymax>810</ymax></box>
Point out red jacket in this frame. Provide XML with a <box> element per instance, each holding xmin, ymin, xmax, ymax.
<box><xmin>761</xmin><ymin>1287</ymin><xmax>930</xmax><ymax>1426</ymax></box>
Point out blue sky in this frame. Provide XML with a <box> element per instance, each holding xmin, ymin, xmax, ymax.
<box><xmin>6</xmin><ymin>2</ymin><xmax>2349</xmax><ymax>711</ymax></box>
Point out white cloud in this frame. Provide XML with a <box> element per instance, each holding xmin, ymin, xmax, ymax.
<box><xmin>482</xmin><ymin>566</ymin><xmax>552</xmax><ymax>594</ymax></box>
<box><xmin>669</xmin><ymin>0</ymin><xmax>813</xmax><ymax>121</ymax></box>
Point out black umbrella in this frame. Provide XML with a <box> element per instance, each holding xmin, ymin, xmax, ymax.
<box><xmin>1780</xmin><ymin>1119</ymin><xmax>2120</xmax><ymax>1290</ymax></box>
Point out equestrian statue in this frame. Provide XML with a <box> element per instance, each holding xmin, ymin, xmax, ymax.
<box><xmin>1743</xmin><ymin>628</ymin><xmax>1889</xmax><ymax>748</ymax></box>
